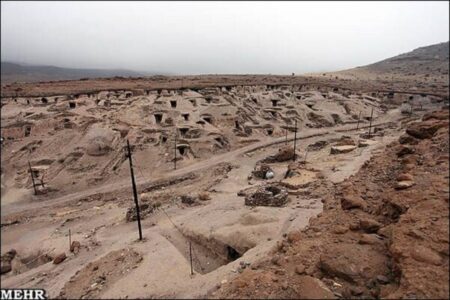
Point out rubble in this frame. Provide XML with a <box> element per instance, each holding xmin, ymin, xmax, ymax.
<box><xmin>244</xmin><ymin>184</ymin><xmax>289</xmax><ymax>207</ymax></box>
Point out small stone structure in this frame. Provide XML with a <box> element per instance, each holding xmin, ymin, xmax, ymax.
<box><xmin>252</xmin><ymin>164</ymin><xmax>274</xmax><ymax>179</ymax></box>
<box><xmin>126</xmin><ymin>203</ymin><xmax>154</xmax><ymax>222</ymax></box>
<box><xmin>244</xmin><ymin>184</ymin><xmax>288</xmax><ymax>207</ymax></box>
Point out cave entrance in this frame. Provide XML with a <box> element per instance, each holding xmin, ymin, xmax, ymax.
<box><xmin>125</xmin><ymin>93</ymin><xmax>132</xmax><ymax>98</ymax></box>
<box><xmin>69</xmin><ymin>102</ymin><xmax>76</xmax><ymax>109</ymax></box>
<box><xmin>177</xmin><ymin>145</ymin><xmax>188</xmax><ymax>156</ymax></box>
<box><xmin>154</xmin><ymin>113</ymin><xmax>163</xmax><ymax>124</ymax></box>
<box><xmin>179</xmin><ymin>128</ymin><xmax>189</xmax><ymax>137</ymax></box>
<box><xmin>24</xmin><ymin>126</ymin><xmax>31</xmax><ymax>137</ymax></box>
<box><xmin>182</xmin><ymin>113</ymin><xmax>190</xmax><ymax>121</ymax></box>
<box><xmin>271</xmin><ymin>99</ymin><xmax>279</xmax><ymax>107</ymax></box>
<box><xmin>189</xmin><ymin>99</ymin><xmax>197</xmax><ymax>107</ymax></box>
<box><xmin>161</xmin><ymin>136</ymin><xmax>167</xmax><ymax>143</ymax></box>
<box><xmin>235</xmin><ymin>120</ymin><xmax>240</xmax><ymax>129</ymax></box>
<box><xmin>269</xmin><ymin>111</ymin><xmax>277</xmax><ymax>117</ymax></box>
<box><xmin>41</xmin><ymin>97</ymin><xmax>48</xmax><ymax>104</ymax></box>
<box><xmin>170</xmin><ymin>100</ymin><xmax>177</xmax><ymax>108</ymax></box>
<box><xmin>63</xmin><ymin>118</ymin><xmax>71</xmax><ymax>128</ymax></box>
<box><xmin>266</xmin><ymin>128</ymin><xmax>274</xmax><ymax>135</ymax></box>
<box><xmin>203</xmin><ymin>116</ymin><xmax>212</xmax><ymax>124</ymax></box>
<box><xmin>226</xmin><ymin>245</ymin><xmax>241</xmax><ymax>261</ymax></box>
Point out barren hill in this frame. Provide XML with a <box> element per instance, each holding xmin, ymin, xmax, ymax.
<box><xmin>0</xmin><ymin>62</ymin><xmax>155</xmax><ymax>84</ymax></box>
<box><xmin>314</xmin><ymin>42</ymin><xmax>449</xmax><ymax>87</ymax></box>
<box><xmin>359</xmin><ymin>41</ymin><xmax>449</xmax><ymax>76</ymax></box>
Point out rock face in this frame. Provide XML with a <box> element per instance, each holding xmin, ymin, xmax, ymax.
<box><xmin>0</xmin><ymin>249</ymin><xmax>17</xmax><ymax>274</ymax></box>
<box><xmin>330</xmin><ymin>145</ymin><xmax>357</xmax><ymax>154</ymax></box>
<box><xmin>245</xmin><ymin>185</ymin><xmax>288</xmax><ymax>207</ymax></box>
<box><xmin>406</xmin><ymin>119</ymin><xmax>448</xmax><ymax>139</ymax></box>
<box><xmin>125</xmin><ymin>203</ymin><xmax>154</xmax><ymax>222</ymax></box>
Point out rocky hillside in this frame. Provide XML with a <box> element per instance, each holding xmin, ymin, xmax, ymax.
<box><xmin>0</xmin><ymin>62</ymin><xmax>153</xmax><ymax>84</ymax></box>
<box><xmin>361</xmin><ymin>41</ymin><xmax>449</xmax><ymax>76</ymax></box>
<box><xmin>212</xmin><ymin>109</ymin><xmax>449</xmax><ymax>299</ymax></box>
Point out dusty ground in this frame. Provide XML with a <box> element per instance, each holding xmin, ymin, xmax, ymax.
<box><xmin>0</xmin><ymin>64</ymin><xmax>448</xmax><ymax>300</ymax></box>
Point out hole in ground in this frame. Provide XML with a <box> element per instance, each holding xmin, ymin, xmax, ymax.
<box><xmin>161</xmin><ymin>229</ymin><xmax>248</xmax><ymax>274</ymax></box>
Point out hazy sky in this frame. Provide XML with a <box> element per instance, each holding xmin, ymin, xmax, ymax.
<box><xmin>1</xmin><ymin>1</ymin><xmax>449</xmax><ymax>74</ymax></box>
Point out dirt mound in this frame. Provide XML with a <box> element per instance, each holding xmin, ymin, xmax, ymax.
<box><xmin>262</xmin><ymin>147</ymin><xmax>296</xmax><ymax>163</ymax></box>
<box><xmin>214</xmin><ymin>109</ymin><xmax>449</xmax><ymax>299</ymax></box>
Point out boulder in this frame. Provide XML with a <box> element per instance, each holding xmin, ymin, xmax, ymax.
<box><xmin>359</xmin><ymin>218</ymin><xmax>383</xmax><ymax>233</ymax></box>
<box><xmin>411</xmin><ymin>246</ymin><xmax>443</xmax><ymax>265</ymax></box>
<box><xmin>198</xmin><ymin>192</ymin><xmax>211</xmax><ymax>201</ymax></box>
<box><xmin>395</xmin><ymin>180</ymin><xmax>415</xmax><ymax>190</ymax></box>
<box><xmin>358</xmin><ymin>234</ymin><xmax>382</xmax><ymax>245</ymax></box>
<box><xmin>398</xmin><ymin>134</ymin><xmax>418</xmax><ymax>145</ymax></box>
<box><xmin>396</xmin><ymin>173</ymin><xmax>413</xmax><ymax>182</ymax></box>
<box><xmin>296</xmin><ymin>276</ymin><xmax>336</xmax><ymax>299</ymax></box>
<box><xmin>396</xmin><ymin>145</ymin><xmax>415</xmax><ymax>157</ymax></box>
<box><xmin>53</xmin><ymin>253</ymin><xmax>67</xmax><ymax>264</ymax></box>
<box><xmin>341</xmin><ymin>194</ymin><xmax>367</xmax><ymax>210</ymax></box>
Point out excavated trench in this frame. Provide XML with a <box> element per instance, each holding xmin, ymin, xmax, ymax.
<box><xmin>161</xmin><ymin>228</ymin><xmax>247</xmax><ymax>275</ymax></box>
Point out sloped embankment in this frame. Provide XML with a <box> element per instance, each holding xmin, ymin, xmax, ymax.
<box><xmin>212</xmin><ymin>109</ymin><xmax>449</xmax><ymax>299</ymax></box>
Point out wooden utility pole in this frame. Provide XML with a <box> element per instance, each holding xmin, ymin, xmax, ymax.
<box><xmin>126</xmin><ymin>139</ymin><xmax>143</xmax><ymax>241</ymax></box>
<box><xmin>28</xmin><ymin>161</ymin><xmax>37</xmax><ymax>195</ymax></box>
<box><xmin>293</xmin><ymin>120</ymin><xmax>298</xmax><ymax>162</ymax></box>
<box><xmin>368</xmin><ymin>107</ymin><xmax>374</xmax><ymax>139</ymax></box>
<box><xmin>174</xmin><ymin>130</ymin><xmax>177</xmax><ymax>170</ymax></box>
<box><xmin>356</xmin><ymin>111</ymin><xmax>361</xmax><ymax>130</ymax></box>
<box><xmin>189</xmin><ymin>241</ymin><xmax>194</xmax><ymax>275</ymax></box>
<box><xmin>285</xmin><ymin>126</ymin><xmax>288</xmax><ymax>144</ymax></box>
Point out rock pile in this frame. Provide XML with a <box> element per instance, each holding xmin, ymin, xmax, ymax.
<box><xmin>125</xmin><ymin>203</ymin><xmax>154</xmax><ymax>222</ymax></box>
<box><xmin>252</xmin><ymin>164</ymin><xmax>274</xmax><ymax>179</ymax></box>
<box><xmin>244</xmin><ymin>184</ymin><xmax>288</xmax><ymax>207</ymax></box>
